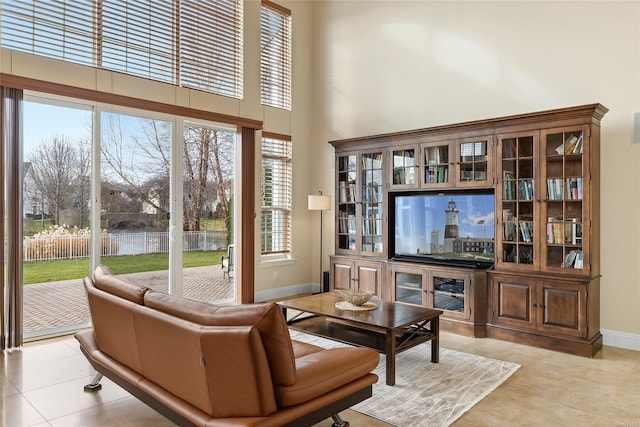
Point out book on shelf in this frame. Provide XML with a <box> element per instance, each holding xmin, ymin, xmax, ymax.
<box><xmin>503</xmin><ymin>140</ymin><xmax>517</xmax><ymax>158</ymax></box>
<box><xmin>519</xmin><ymin>222</ymin><xmax>533</xmax><ymax>242</ymax></box>
<box><xmin>563</xmin><ymin>249</ymin><xmax>583</xmax><ymax>268</ymax></box>
<box><xmin>573</xmin><ymin>250</ymin><xmax>584</xmax><ymax>269</ymax></box>
<box><xmin>519</xmin><ymin>179</ymin><xmax>534</xmax><ymax>200</ymax></box>
<box><xmin>554</xmin><ymin>134</ymin><xmax>583</xmax><ymax>155</ymax></box>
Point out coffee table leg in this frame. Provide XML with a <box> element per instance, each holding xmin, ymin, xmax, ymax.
<box><xmin>432</xmin><ymin>316</ymin><xmax>440</xmax><ymax>363</ymax></box>
<box><xmin>386</xmin><ymin>329</ymin><xmax>396</xmax><ymax>386</ymax></box>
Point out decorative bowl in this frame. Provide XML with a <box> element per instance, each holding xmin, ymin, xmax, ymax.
<box><xmin>339</xmin><ymin>289</ymin><xmax>374</xmax><ymax>306</ymax></box>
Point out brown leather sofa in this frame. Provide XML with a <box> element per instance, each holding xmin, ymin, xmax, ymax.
<box><xmin>75</xmin><ymin>266</ymin><xmax>379</xmax><ymax>426</ymax></box>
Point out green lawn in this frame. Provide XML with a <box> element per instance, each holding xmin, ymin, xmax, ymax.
<box><xmin>23</xmin><ymin>250</ymin><xmax>224</xmax><ymax>284</ymax></box>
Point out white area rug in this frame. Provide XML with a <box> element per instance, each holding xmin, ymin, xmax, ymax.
<box><xmin>289</xmin><ymin>330</ymin><xmax>520</xmax><ymax>427</ymax></box>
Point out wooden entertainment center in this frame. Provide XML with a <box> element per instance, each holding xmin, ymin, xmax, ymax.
<box><xmin>328</xmin><ymin>104</ymin><xmax>607</xmax><ymax>357</ymax></box>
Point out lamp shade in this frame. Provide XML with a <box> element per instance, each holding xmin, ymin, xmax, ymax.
<box><xmin>308</xmin><ymin>194</ymin><xmax>331</xmax><ymax>211</ymax></box>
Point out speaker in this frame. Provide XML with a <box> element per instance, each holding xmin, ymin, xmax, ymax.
<box><xmin>634</xmin><ymin>112</ymin><xmax>640</xmax><ymax>144</ymax></box>
<box><xmin>323</xmin><ymin>271</ymin><xmax>330</xmax><ymax>293</ymax></box>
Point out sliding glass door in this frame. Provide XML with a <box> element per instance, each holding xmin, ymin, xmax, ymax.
<box><xmin>21</xmin><ymin>94</ymin><xmax>239</xmax><ymax>340</ymax></box>
<box><xmin>22</xmin><ymin>97</ymin><xmax>93</xmax><ymax>339</ymax></box>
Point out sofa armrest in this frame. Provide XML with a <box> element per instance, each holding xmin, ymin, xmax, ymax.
<box><xmin>274</xmin><ymin>347</ymin><xmax>379</xmax><ymax>407</ymax></box>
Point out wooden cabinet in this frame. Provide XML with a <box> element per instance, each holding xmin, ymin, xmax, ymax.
<box><xmin>489</xmin><ymin>273</ymin><xmax>601</xmax><ymax>356</ymax></box>
<box><xmin>496</xmin><ymin>123</ymin><xmax>599</xmax><ymax>275</ymax></box>
<box><xmin>330</xmin><ymin>256</ymin><xmax>384</xmax><ymax>298</ymax></box>
<box><xmin>329</xmin><ymin>104</ymin><xmax>607</xmax><ymax>356</ymax></box>
<box><xmin>388</xmin><ymin>261</ymin><xmax>487</xmax><ymax>337</ymax></box>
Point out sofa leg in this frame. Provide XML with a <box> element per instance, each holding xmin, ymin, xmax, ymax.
<box><xmin>84</xmin><ymin>373</ymin><xmax>104</xmax><ymax>392</ymax></box>
<box><xmin>331</xmin><ymin>413</ymin><xmax>349</xmax><ymax>427</ymax></box>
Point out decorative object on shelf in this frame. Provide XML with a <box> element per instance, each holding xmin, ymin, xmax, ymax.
<box><xmin>339</xmin><ymin>288</ymin><xmax>375</xmax><ymax>306</ymax></box>
<box><xmin>308</xmin><ymin>191</ymin><xmax>331</xmax><ymax>293</ymax></box>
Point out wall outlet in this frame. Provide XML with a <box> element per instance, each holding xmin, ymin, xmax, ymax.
<box><xmin>273</xmin><ymin>271</ymin><xmax>279</xmax><ymax>280</ymax></box>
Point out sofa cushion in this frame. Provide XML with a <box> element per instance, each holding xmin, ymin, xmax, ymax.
<box><xmin>275</xmin><ymin>347</ymin><xmax>380</xmax><ymax>407</ymax></box>
<box><xmin>83</xmin><ymin>277</ymin><xmax>144</xmax><ymax>373</ymax></box>
<box><xmin>144</xmin><ymin>291</ymin><xmax>296</xmax><ymax>386</ymax></box>
<box><xmin>94</xmin><ymin>264</ymin><xmax>114</xmax><ymax>279</ymax></box>
<box><xmin>94</xmin><ymin>273</ymin><xmax>148</xmax><ymax>304</ymax></box>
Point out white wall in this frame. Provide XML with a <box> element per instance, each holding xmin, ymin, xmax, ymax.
<box><xmin>310</xmin><ymin>1</ymin><xmax>640</xmax><ymax>343</ymax></box>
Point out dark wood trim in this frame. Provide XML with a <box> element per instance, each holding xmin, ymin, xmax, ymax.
<box><xmin>262</xmin><ymin>131</ymin><xmax>291</xmax><ymax>141</ymax></box>
<box><xmin>262</xmin><ymin>0</ymin><xmax>291</xmax><ymax>16</ymax></box>
<box><xmin>239</xmin><ymin>127</ymin><xmax>256</xmax><ymax>304</ymax></box>
<box><xmin>0</xmin><ymin>73</ymin><xmax>263</xmax><ymax>130</ymax></box>
<box><xmin>329</xmin><ymin>103</ymin><xmax>608</xmax><ymax>148</ymax></box>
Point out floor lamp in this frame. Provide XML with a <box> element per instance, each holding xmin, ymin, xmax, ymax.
<box><xmin>308</xmin><ymin>191</ymin><xmax>331</xmax><ymax>293</ymax></box>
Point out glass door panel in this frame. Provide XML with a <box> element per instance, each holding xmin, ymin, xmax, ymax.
<box><xmin>394</xmin><ymin>271</ymin><xmax>424</xmax><ymax>305</ymax></box>
<box><xmin>182</xmin><ymin>124</ymin><xmax>236</xmax><ymax>303</ymax></box>
<box><xmin>543</xmin><ymin>128</ymin><xmax>585</xmax><ymax>271</ymax></box>
<box><xmin>337</xmin><ymin>154</ymin><xmax>357</xmax><ymax>251</ymax></box>
<box><xmin>499</xmin><ymin>134</ymin><xmax>536</xmax><ymax>267</ymax></box>
<box><xmin>23</xmin><ymin>98</ymin><xmax>93</xmax><ymax>338</ymax></box>
<box><xmin>100</xmin><ymin>112</ymin><xmax>171</xmax><ymax>288</ymax></box>
<box><xmin>422</xmin><ymin>141</ymin><xmax>451</xmax><ymax>186</ymax></box>
<box><xmin>456</xmin><ymin>137</ymin><xmax>492</xmax><ymax>187</ymax></box>
<box><xmin>391</xmin><ymin>146</ymin><xmax>417</xmax><ymax>188</ymax></box>
<box><xmin>361</xmin><ymin>152</ymin><xmax>384</xmax><ymax>254</ymax></box>
<box><xmin>433</xmin><ymin>276</ymin><xmax>465</xmax><ymax>313</ymax></box>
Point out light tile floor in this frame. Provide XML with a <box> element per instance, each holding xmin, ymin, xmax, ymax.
<box><xmin>1</xmin><ymin>331</ymin><xmax>638</xmax><ymax>426</ymax></box>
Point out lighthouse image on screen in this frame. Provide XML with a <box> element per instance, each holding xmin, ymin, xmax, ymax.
<box><xmin>394</xmin><ymin>192</ymin><xmax>495</xmax><ymax>263</ymax></box>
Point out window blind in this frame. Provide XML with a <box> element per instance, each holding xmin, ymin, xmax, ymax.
<box><xmin>260</xmin><ymin>1</ymin><xmax>291</xmax><ymax>110</ymax></box>
<box><xmin>100</xmin><ymin>0</ymin><xmax>176</xmax><ymax>83</ymax></box>
<box><xmin>261</xmin><ymin>134</ymin><xmax>292</xmax><ymax>254</ymax></box>
<box><xmin>180</xmin><ymin>0</ymin><xmax>243</xmax><ymax>98</ymax></box>
<box><xmin>0</xmin><ymin>0</ymin><xmax>243</xmax><ymax>99</ymax></box>
<box><xmin>0</xmin><ymin>0</ymin><xmax>96</xmax><ymax>66</ymax></box>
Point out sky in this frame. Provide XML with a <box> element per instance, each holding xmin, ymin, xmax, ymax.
<box><xmin>23</xmin><ymin>100</ymin><xmax>92</xmax><ymax>158</ymax></box>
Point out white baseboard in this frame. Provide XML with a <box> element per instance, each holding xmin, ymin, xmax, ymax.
<box><xmin>601</xmin><ymin>329</ymin><xmax>640</xmax><ymax>351</ymax></box>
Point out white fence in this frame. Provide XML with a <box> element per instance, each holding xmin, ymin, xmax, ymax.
<box><xmin>23</xmin><ymin>230</ymin><xmax>228</xmax><ymax>262</ymax></box>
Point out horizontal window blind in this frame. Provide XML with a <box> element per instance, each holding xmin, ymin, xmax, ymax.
<box><xmin>180</xmin><ymin>0</ymin><xmax>243</xmax><ymax>99</ymax></box>
<box><xmin>0</xmin><ymin>0</ymin><xmax>243</xmax><ymax>99</ymax></box>
<box><xmin>1</xmin><ymin>0</ymin><xmax>95</xmax><ymax>66</ymax></box>
<box><xmin>261</xmin><ymin>135</ymin><xmax>292</xmax><ymax>254</ymax></box>
<box><xmin>100</xmin><ymin>0</ymin><xmax>176</xmax><ymax>83</ymax></box>
<box><xmin>260</xmin><ymin>1</ymin><xmax>291</xmax><ymax>110</ymax></box>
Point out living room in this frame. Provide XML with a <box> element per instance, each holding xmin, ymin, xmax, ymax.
<box><xmin>1</xmin><ymin>1</ymin><xmax>639</xmax><ymax>426</ymax></box>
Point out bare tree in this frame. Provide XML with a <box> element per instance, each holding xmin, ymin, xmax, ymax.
<box><xmin>100</xmin><ymin>115</ymin><xmax>171</xmax><ymax>216</ymax></box>
<box><xmin>73</xmin><ymin>138</ymin><xmax>91</xmax><ymax>227</ymax></box>
<box><xmin>27</xmin><ymin>135</ymin><xmax>80</xmax><ymax>225</ymax></box>
<box><xmin>208</xmin><ymin>130</ymin><xmax>235</xmax><ymax>232</ymax></box>
<box><xmin>183</xmin><ymin>127</ymin><xmax>235</xmax><ymax>231</ymax></box>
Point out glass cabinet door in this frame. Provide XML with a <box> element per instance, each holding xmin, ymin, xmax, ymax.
<box><xmin>497</xmin><ymin>132</ymin><xmax>538</xmax><ymax>269</ymax></box>
<box><xmin>421</xmin><ymin>141</ymin><xmax>452</xmax><ymax>186</ymax></box>
<box><xmin>541</xmin><ymin>126</ymin><xmax>587</xmax><ymax>272</ymax></box>
<box><xmin>390</xmin><ymin>146</ymin><xmax>418</xmax><ymax>188</ymax></box>
<box><xmin>428</xmin><ymin>270</ymin><xmax>471</xmax><ymax>320</ymax></box>
<box><xmin>361</xmin><ymin>152</ymin><xmax>384</xmax><ymax>254</ymax></box>
<box><xmin>456</xmin><ymin>136</ymin><xmax>493</xmax><ymax>187</ymax></box>
<box><xmin>337</xmin><ymin>154</ymin><xmax>357</xmax><ymax>251</ymax></box>
<box><xmin>391</xmin><ymin>266</ymin><xmax>426</xmax><ymax>305</ymax></box>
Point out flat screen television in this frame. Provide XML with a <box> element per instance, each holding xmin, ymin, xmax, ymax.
<box><xmin>390</xmin><ymin>190</ymin><xmax>495</xmax><ymax>268</ymax></box>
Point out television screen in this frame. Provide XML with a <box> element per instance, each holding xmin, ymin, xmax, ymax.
<box><xmin>392</xmin><ymin>191</ymin><xmax>495</xmax><ymax>267</ymax></box>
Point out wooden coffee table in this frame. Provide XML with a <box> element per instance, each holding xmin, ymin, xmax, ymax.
<box><xmin>278</xmin><ymin>291</ymin><xmax>442</xmax><ymax>386</ymax></box>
